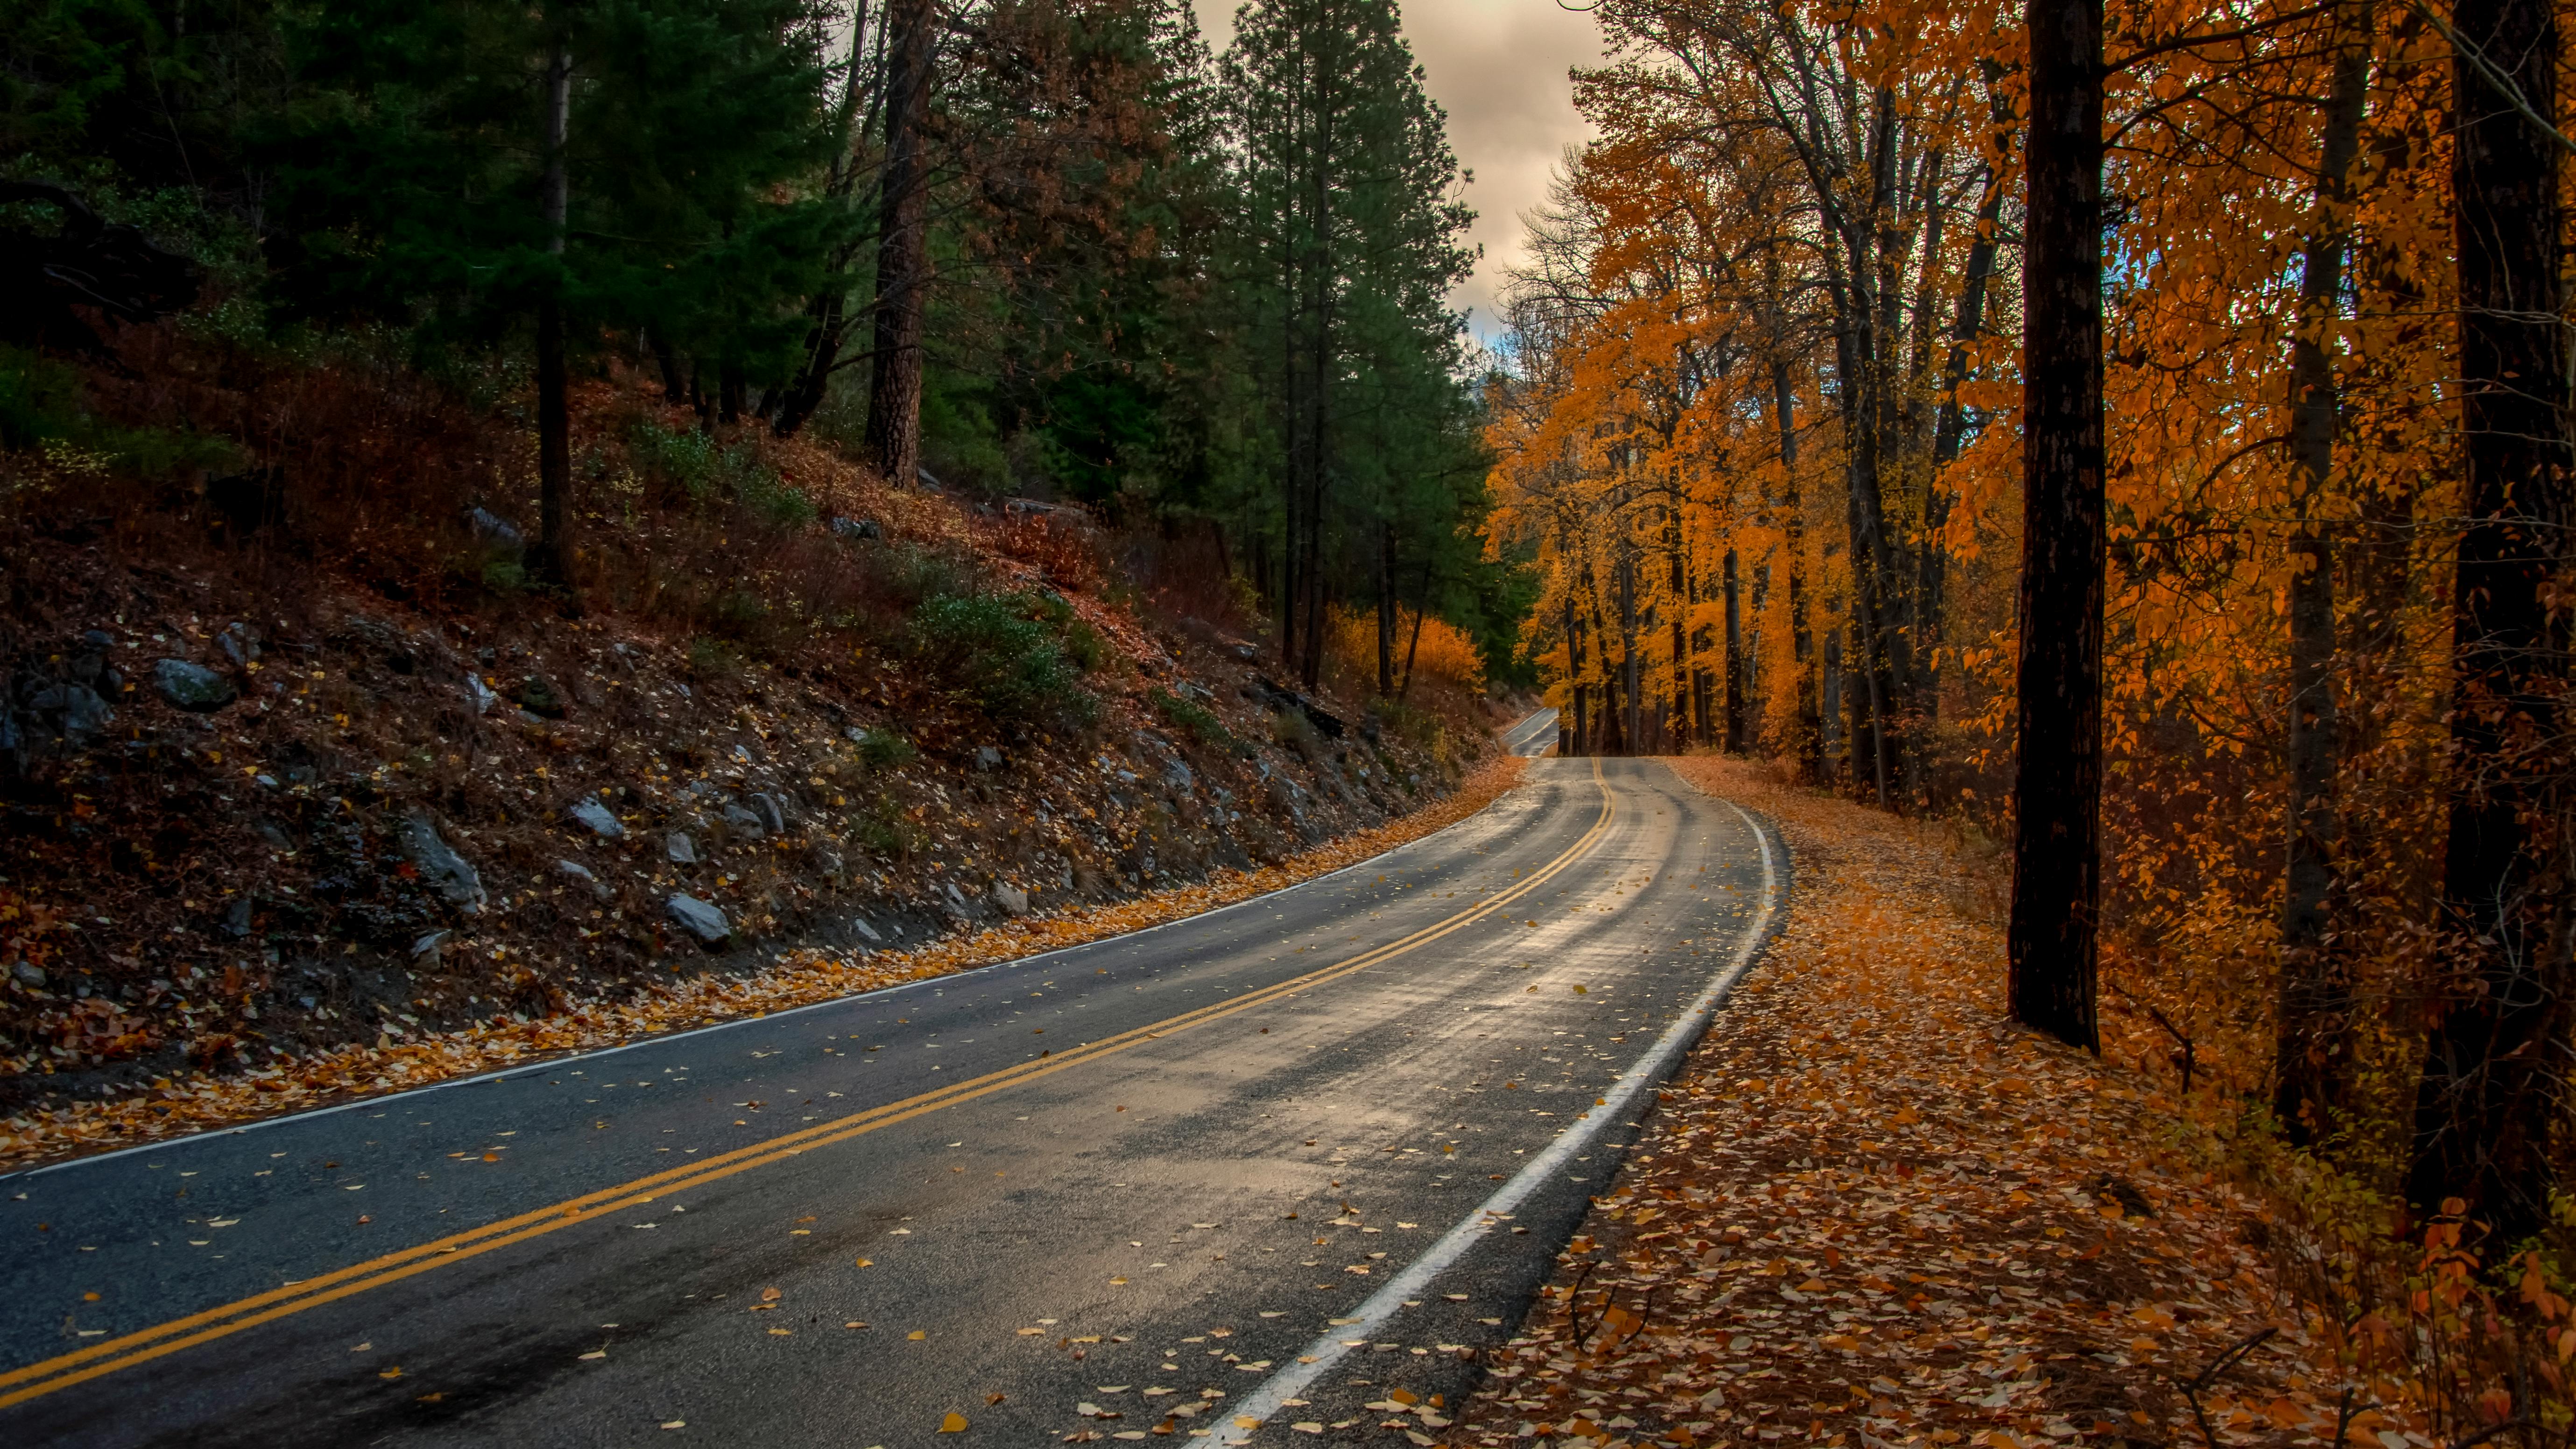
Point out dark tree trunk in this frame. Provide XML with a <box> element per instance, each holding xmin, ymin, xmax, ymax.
<box><xmin>1563</xmin><ymin>587</ymin><xmax>1585</xmax><ymax>756</ymax></box>
<box><xmin>1723</xmin><ymin>549</ymin><xmax>1745</xmax><ymax>752</ymax></box>
<box><xmin>1376</xmin><ymin>522</ymin><xmax>1397</xmax><ymax>698</ymax></box>
<box><xmin>651</xmin><ymin>332</ymin><xmax>685</xmax><ymax>403</ymax></box>
<box><xmin>2275</xmin><ymin>3</ymin><xmax>2369</xmax><ymax>1146</ymax></box>
<box><xmin>860</xmin><ymin>0</ymin><xmax>934</xmax><ymax>487</ymax></box>
<box><xmin>2407</xmin><ymin>0</ymin><xmax>2571</xmax><ymax>1237</ymax></box>
<box><xmin>2006</xmin><ymin>0</ymin><xmax>2105</xmax><ymax>1053</ymax></box>
<box><xmin>773</xmin><ymin>0</ymin><xmax>881</xmax><ymax>439</ymax></box>
<box><xmin>533</xmin><ymin>43</ymin><xmax>575</xmax><ymax>587</ymax></box>
<box><xmin>1777</xmin><ymin>360</ymin><xmax>1819</xmax><ymax>777</ymax></box>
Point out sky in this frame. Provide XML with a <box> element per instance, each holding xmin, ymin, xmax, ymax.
<box><xmin>1191</xmin><ymin>0</ymin><xmax>1607</xmax><ymax>339</ymax></box>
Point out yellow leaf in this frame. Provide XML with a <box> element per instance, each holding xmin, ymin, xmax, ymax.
<box><xmin>939</xmin><ymin>1411</ymin><xmax>969</xmax><ymax>1432</ymax></box>
<box><xmin>909</xmin><ymin>1330</ymin><xmax>928</xmax><ymax>1341</ymax></box>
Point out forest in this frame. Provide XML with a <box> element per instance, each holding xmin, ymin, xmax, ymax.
<box><xmin>1</xmin><ymin>0</ymin><xmax>1526</xmax><ymax>692</ymax></box>
<box><xmin>3</xmin><ymin>0</ymin><xmax>2574</xmax><ymax>1438</ymax></box>
<box><xmin>1487</xmin><ymin>0</ymin><xmax>2572</xmax><ymax>1428</ymax></box>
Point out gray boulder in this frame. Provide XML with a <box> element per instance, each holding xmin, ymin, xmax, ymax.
<box><xmin>399</xmin><ymin>813</ymin><xmax>487</xmax><ymax>914</ymax></box>
<box><xmin>566</xmin><ymin>797</ymin><xmax>625</xmax><ymax>840</ymax></box>
<box><xmin>974</xmin><ymin>746</ymin><xmax>1003</xmax><ymax>772</ymax></box>
<box><xmin>666</xmin><ymin>894</ymin><xmax>729</xmax><ymax>945</ymax></box>
<box><xmin>749</xmin><ymin>792</ymin><xmax>788</xmax><ymax>836</ymax></box>
<box><xmin>666</xmin><ymin>832</ymin><xmax>698</xmax><ymax>865</ymax></box>
<box><xmin>556</xmin><ymin>859</ymin><xmax>612</xmax><ymax>900</ymax></box>
<box><xmin>721</xmin><ymin>801</ymin><xmax>766</xmax><ymax>839</ymax></box>
<box><xmin>994</xmin><ymin>884</ymin><xmax>1030</xmax><ymax>917</ymax></box>
<box><xmin>851</xmin><ymin>917</ymin><xmax>883</xmax><ymax>944</ymax></box>
<box><xmin>154</xmin><ymin>659</ymin><xmax>236</xmax><ymax>711</ymax></box>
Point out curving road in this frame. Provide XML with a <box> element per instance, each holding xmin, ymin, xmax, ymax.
<box><xmin>1</xmin><ymin>759</ymin><xmax>1779</xmax><ymax>1448</ymax></box>
<box><xmin>1501</xmin><ymin>707</ymin><xmax>1560</xmax><ymax>757</ymax></box>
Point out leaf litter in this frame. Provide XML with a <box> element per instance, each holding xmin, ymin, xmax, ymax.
<box><xmin>1445</xmin><ymin>758</ymin><xmax>2417</xmax><ymax>1449</ymax></box>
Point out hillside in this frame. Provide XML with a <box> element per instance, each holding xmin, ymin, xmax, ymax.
<box><xmin>0</xmin><ymin>353</ymin><xmax>1504</xmax><ymax>1146</ymax></box>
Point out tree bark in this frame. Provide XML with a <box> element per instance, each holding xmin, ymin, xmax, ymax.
<box><xmin>533</xmin><ymin>42</ymin><xmax>575</xmax><ymax>587</ymax></box>
<box><xmin>2006</xmin><ymin>0</ymin><xmax>2105</xmax><ymax>1053</ymax></box>
<box><xmin>1723</xmin><ymin>549</ymin><xmax>1745</xmax><ymax>752</ymax></box>
<box><xmin>773</xmin><ymin>0</ymin><xmax>881</xmax><ymax>439</ymax></box>
<box><xmin>860</xmin><ymin>0</ymin><xmax>934</xmax><ymax>488</ymax></box>
<box><xmin>2406</xmin><ymin>0</ymin><xmax>2571</xmax><ymax>1237</ymax></box>
<box><xmin>2275</xmin><ymin>1</ymin><xmax>2370</xmax><ymax>1146</ymax></box>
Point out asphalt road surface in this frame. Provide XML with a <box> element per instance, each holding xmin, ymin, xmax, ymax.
<box><xmin>2</xmin><ymin>758</ymin><xmax>1781</xmax><ymax>1448</ymax></box>
<box><xmin>1501</xmin><ymin>708</ymin><xmax>1559</xmax><ymax>757</ymax></box>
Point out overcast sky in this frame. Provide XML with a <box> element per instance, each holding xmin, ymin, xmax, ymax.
<box><xmin>1192</xmin><ymin>0</ymin><xmax>1606</xmax><ymax>338</ymax></box>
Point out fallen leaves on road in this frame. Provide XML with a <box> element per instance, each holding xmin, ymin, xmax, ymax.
<box><xmin>1449</xmin><ymin>757</ymin><xmax>2415</xmax><ymax>1449</ymax></box>
<box><xmin>0</xmin><ymin>756</ymin><xmax>1526</xmax><ymax>1170</ymax></box>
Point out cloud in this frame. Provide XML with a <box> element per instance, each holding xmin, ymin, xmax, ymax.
<box><xmin>1193</xmin><ymin>0</ymin><xmax>1602</xmax><ymax>338</ymax></box>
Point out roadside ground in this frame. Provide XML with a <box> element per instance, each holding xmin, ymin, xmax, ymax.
<box><xmin>1446</xmin><ymin>756</ymin><xmax>2402</xmax><ymax>1449</ymax></box>
<box><xmin>0</xmin><ymin>755</ymin><xmax>1527</xmax><ymax>1172</ymax></box>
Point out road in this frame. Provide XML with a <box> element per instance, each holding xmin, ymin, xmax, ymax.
<box><xmin>1</xmin><ymin>758</ymin><xmax>1779</xmax><ymax>1448</ymax></box>
<box><xmin>1501</xmin><ymin>707</ymin><xmax>1559</xmax><ymax>756</ymax></box>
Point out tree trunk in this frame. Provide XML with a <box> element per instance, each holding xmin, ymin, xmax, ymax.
<box><xmin>1723</xmin><ymin>549</ymin><xmax>1745</xmax><ymax>752</ymax></box>
<box><xmin>2275</xmin><ymin>1</ymin><xmax>2369</xmax><ymax>1147</ymax></box>
<box><xmin>1777</xmin><ymin>360</ymin><xmax>1819</xmax><ymax>778</ymax></box>
<box><xmin>533</xmin><ymin>42</ymin><xmax>574</xmax><ymax>587</ymax></box>
<box><xmin>2006</xmin><ymin>0</ymin><xmax>2106</xmax><ymax>1053</ymax></box>
<box><xmin>1563</xmin><ymin>587</ymin><xmax>1586</xmax><ymax>756</ymax></box>
<box><xmin>2406</xmin><ymin>0</ymin><xmax>2571</xmax><ymax>1237</ymax></box>
<box><xmin>1376</xmin><ymin>522</ymin><xmax>1396</xmax><ymax>698</ymax></box>
<box><xmin>772</xmin><ymin>1</ymin><xmax>881</xmax><ymax>440</ymax></box>
<box><xmin>860</xmin><ymin>0</ymin><xmax>934</xmax><ymax>488</ymax></box>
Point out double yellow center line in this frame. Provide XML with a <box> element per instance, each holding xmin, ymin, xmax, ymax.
<box><xmin>0</xmin><ymin>762</ymin><xmax>1615</xmax><ymax>1410</ymax></box>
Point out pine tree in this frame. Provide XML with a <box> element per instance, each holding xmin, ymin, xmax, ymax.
<box><xmin>266</xmin><ymin>0</ymin><xmax>836</xmax><ymax>576</ymax></box>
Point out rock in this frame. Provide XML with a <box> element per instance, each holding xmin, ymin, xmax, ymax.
<box><xmin>411</xmin><ymin>929</ymin><xmax>451</xmax><ymax>963</ymax></box>
<box><xmin>749</xmin><ymin>792</ymin><xmax>788</xmax><ymax>835</ymax></box>
<box><xmin>222</xmin><ymin>897</ymin><xmax>253</xmax><ymax>938</ymax></box>
<box><xmin>399</xmin><ymin>812</ymin><xmax>487</xmax><ymax>914</ymax></box>
<box><xmin>665</xmin><ymin>893</ymin><xmax>729</xmax><ymax>945</ymax></box>
<box><xmin>1161</xmin><ymin>757</ymin><xmax>1195</xmax><ymax>792</ymax></box>
<box><xmin>516</xmin><ymin>677</ymin><xmax>566</xmax><ymax>718</ymax></box>
<box><xmin>555</xmin><ymin>859</ymin><xmax>612</xmax><ymax>900</ymax></box>
<box><xmin>256</xmin><ymin>820</ymin><xmax>295</xmax><ymax>851</ymax></box>
<box><xmin>154</xmin><ymin>658</ymin><xmax>236</xmax><ymax>711</ymax></box>
<box><xmin>852</xmin><ymin>917</ymin><xmax>883</xmax><ymax>944</ymax></box>
<box><xmin>12</xmin><ymin>961</ymin><xmax>45</xmax><ymax>988</ymax></box>
<box><xmin>465</xmin><ymin>674</ymin><xmax>497</xmax><ymax>714</ymax></box>
<box><xmin>946</xmin><ymin>882</ymin><xmax>968</xmax><ymax>907</ymax></box>
<box><xmin>812</xmin><ymin>846</ymin><xmax>843</xmax><ymax>878</ymax></box>
<box><xmin>469</xmin><ymin>506</ymin><xmax>525</xmax><ymax>550</ymax></box>
<box><xmin>828</xmin><ymin>516</ymin><xmax>882</xmax><ymax>541</ymax></box>
<box><xmin>721</xmin><ymin>801</ymin><xmax>766</xmax><ymax>840</ymax></box>
<box><xmin>218</xmin><ymin>624</ymin><xmax>257</xmax><ymax>667</ymax></box>
<box><xmin>974</xmin><ymin>746</ymin><xmax>1004</xmax><ymax>772</ymax></box>
<box><xmin>27</xmin><ymin>680</ymin><xmax>113</xmax><ymax>742</ymax></box>
<box><xmin>566</xmin><ymin>797</ymin><xmax>625</xmax><ymax>840</ymax></box>
<box><xmin>1176</xmin><ymin>680</ymin><xmax>1215</xmax><ymax>703</ymax></box>
<box><xmin>666</xmin><ymin>832</ymin><xmax>698</xmax><ymax>865</ymax></box>
<box><xmin>994</xmin><ymin>884</ymin><xmax>1030</xmax><ymax>917</ymax></box>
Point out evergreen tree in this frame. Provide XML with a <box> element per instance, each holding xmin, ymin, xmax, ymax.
<box><xmin>1222</xmin><ymin>0</ymin><xmax>1475</xmax><ymax>687</ymax></box>
<box><xmin>264</xmin><ymin>0</ymin><xmax>837</xmax><ymax>579</ymax></box>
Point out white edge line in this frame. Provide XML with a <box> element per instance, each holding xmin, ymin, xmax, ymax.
<box><xmin>1223</xmin><ymin>796</ymin><xmax>1780</xmax><ymax>1441</ymax></box>
<box><xmin>8</xmin><ymin>763</ymin><xmax>1569</xmax><ymax>1183</ymax></box>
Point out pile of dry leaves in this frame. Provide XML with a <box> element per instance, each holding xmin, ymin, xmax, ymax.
<box><xmin>0</xmin><ymin>755</ymin><xmax>1524</xmax><ymax>1170</ymax></box>
<box><xmin>1449</xmin><ymin>756</ymin><xmax>2431</xmax><ymax>1449</ymax></box>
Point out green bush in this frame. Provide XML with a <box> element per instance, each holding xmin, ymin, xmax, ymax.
<box><xmin>1149</xmin><ymin>687</ymin><xmax>1241</xmax><ymax>755</ymax></box>
<box><xmin>629</xmin><ymin>419</ymin><xmax>810</xmax><ymax>526</ymax></box>
<box><xmin>852</xmin><ymin>793</ymin><xmax>917</xmax><ymax>860</ymax></box>
<box><xmin>907</xmin><ymin>592</ymin><xmax>1094</xmax><ymax>725</ymax></box>
<box><xmin>853</xmin><ymin>726</ymin><xmax>916</xmax><ymax>770</ymax></box>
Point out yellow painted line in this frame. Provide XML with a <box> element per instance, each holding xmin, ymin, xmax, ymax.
<box><xmin>0</xmin><ymin>763</ymin><xmax>1616</xmax><ymax>1409</ymax></box>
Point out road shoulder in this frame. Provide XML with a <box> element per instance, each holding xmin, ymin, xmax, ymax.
<box><xmin>1448</xmin><ymin>757</ymin><xmax>2360</xmax><ymax>1449</ymax></box>
<box><xmin>1</xmin><ymin>756</ymin><xmax>1530</xmax><ymax>1175</ymax></box>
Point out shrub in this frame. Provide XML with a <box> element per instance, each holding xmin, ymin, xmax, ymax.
<box><xmin>853</xmin><ymin>726</ymin><xmax>916</xmax><ymax>770</ymax></box>
<box><xmin>852</xmin><ymin>793</ymin><xmax>916</xmax><ymax>859</ymax></box>
<box><xmin>907</xmin><ymin>592</ymin><xmax>1094</xmax><ymax>725</ymax></box>
<box><xmin>1150</xmin><ymin>687</ymin><xmax>1240</xmax><ymax>755</ymax></box>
